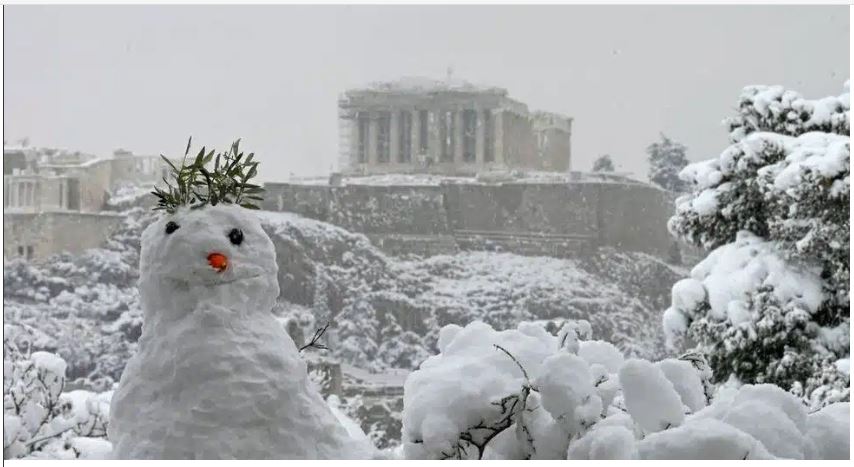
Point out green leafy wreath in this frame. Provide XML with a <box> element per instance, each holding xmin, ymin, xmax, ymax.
<box><xmin>152</xmin><ymin>137</ymin><xmax>264</xmax><ymax>214</ymax></box>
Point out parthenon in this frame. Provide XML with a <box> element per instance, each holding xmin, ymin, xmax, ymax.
<box><xmin>337</xmin><ymin>77</ymin><xmax>573</xmax><ymax>176</ymax></box>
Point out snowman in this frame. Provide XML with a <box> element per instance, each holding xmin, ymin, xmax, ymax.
<box><xmin>109</xmin><ymin>142</ymin><xmax>375</xmax><ymax>459</ymax></box>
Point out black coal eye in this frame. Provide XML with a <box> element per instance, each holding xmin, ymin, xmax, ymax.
<box><xmin>228</xmin><ymin>228</ymin><xmax>244</xmax><ymax>245</ymax></box>
<box><xmin>165</xmin><ymin>221</ymin><xmax>180</xmax><ymax>235</ymax></box>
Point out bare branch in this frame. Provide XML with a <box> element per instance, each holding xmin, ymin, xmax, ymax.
<box><xmin>299</xmin><ymin>321</ymin><xmax>331</xmax><ymax>352</ymax></box>
<box><xmin>25</xmin><ymin>426</ymin><xmax>74</xmax><ymax>448</ymax></box>
<box><xmin>493</xmin><ymin>344</ymin><xmax>531</xmax><ymax>383</ymax></box>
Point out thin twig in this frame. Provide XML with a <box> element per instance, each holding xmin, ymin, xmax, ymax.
<box><xmin>25</xmin><ymin>426</ymin><xmax>75</xmax><ymax>447</ymax></box>
<box><xmin>494</xmin><ymin>344</ymin><xmax>531</xmax><ymax>383</ymax></box>
<box><xmin>299</xmin><ymin>321</ymin><xmax>331</xmax><ymax>352</ymax></box>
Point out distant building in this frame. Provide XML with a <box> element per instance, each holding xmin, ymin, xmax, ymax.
<box><xmin>3</xmin><ymin>147</ymin><xmax>169</xmax><ymax>214</ymax></box>
<box><xmin>337</xmin><ymin>77</ymin><xmax>573</xmax><ymax>176</ymax></box>
<box><xmin>3</xmin><ymin>146</ymin><xmax>172</xmax><ymax>261</ymax></box>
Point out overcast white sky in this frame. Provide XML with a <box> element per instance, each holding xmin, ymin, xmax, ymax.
<box><xmin>4</xmin><ymin>5</ymin><xmax>849</xmax><ymax>181</ymax></box>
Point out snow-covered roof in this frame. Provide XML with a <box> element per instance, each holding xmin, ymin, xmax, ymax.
<box><xmin>350</xmin><ymin>76</ymin><xmax>507</xmax><ymax>96</ymax></box>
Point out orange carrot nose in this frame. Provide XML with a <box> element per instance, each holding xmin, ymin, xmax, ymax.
<box><xmin>207</xmin><ymin>252</ymin><xmax>228</xmax><ymax>272</ymax></box>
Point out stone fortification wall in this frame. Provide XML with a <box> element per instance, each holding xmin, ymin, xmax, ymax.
<box><xmin>263</xmin><ymin>180</ymin><xmax>675</xmax><ymax>258</ymax></box>
<box><xmin>4</xmin><ymin>212</ymin><xmax>123</xmax><ymax>261</ymax></box>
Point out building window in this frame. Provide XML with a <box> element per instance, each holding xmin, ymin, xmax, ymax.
<box><xmin>462</xmin><ymin>109</ymin><xmax>477</xmax><ymax>162</ymax></box>
<box><xmin>398</xmin><ymin>111</ymin><xmax>413</xmax><ymax>163</ymax></box>
<box><xmin>17</xmin><ymin>246</ymin><xmax>24</xmax><ymax>257</ymax></box>
<box><xmin>483</xmin><ymin>110</ymin><xmax>495</xmax><ymax>162</ymax></box>
<box><xmin>26</xmin><ymin>246</ymin><xmax>33</xmax><ymax>260</ymax></box>
<box><xmin>377</xmin><ymin>112</ymin><xmax>391</xmax><ymax>163</ymax></box>
<box><xmin>17</xmin><ymin>184</ymin><xmax>25</xmax><ymax>207</ymax></box>
<box><xmin>440</xmin><ymin>110</ymin><xmax>455</xmax><ymax>162</ymax></box>
<box><xmin>357</xmin><ymin>112</ymin><xmax>370</xmax><ymax>163</ymax></box>
<box><xmin>419</xmin><ymin>110</ymin><xmax>429</xmax><ymax>154</ymax></box>
<box><xmin>59</xmin><ymin>180</ymin><xmax>64</xmax><ymax>208</ymax></box>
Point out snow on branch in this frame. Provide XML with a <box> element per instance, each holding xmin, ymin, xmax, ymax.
<box><xmin>401</xmin><ymin>320</ymin><xmax>850</xmax><ymax>460</ymax></box>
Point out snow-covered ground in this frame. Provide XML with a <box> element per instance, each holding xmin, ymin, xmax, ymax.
<box><xmin>4</xmin><ymin>205</ymin><xmax>683</xmax><ymax>455</ymax></box>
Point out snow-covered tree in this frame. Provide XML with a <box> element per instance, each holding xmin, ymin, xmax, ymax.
<box><xmin>3</xmin><ymin>336</ymin><xmax>112</xmax><ymax>460</ymax></box>
<box><xmin>376</xmin><ymin>316</ymin><xmax>430</xmax><ymax>369</ymax></box>
<box><xmin>665</xmin><ymin>82</ymin><xmax>850</xmax><ymax>409</ymax></box>
<box><xmin>592</xmin><ymin>155</ymin><xmax>615</xmax><ymax>172</ymax></box>
<box><xmin>647</xmin><ymin>133</ymin><xmax>689</xmax><ymax>192</ymax></box>
<box><xmin>400</xmin><ymin>320</ymin><xmax>850</xmax><ymax>459</ymax></box>
<box><xmin>333</xmin><ymin>299</ymin><xmax>381</xmax><ymax>369</ymax></box>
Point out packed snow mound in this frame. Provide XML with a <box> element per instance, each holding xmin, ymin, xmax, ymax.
<box><xmin>109</xmin><ymin>204</ymin><xmax>375</xmax><ymax>459</ymax></box>
<box><xmin>655</xmin><ymin>358</ymin><xmax>707</xmax><ymax>413</ymax></box>
<box><xmin>636</xmin><ymin>418</ymin><xmax>774</xmax><ymax>460</ymax></box>
<box><xmin>567</xmin><ymin>424</ymin><xmax>638</xmax><ymax>460</ymax></box>
<box><xmin>619</xmin><ymin>359</ymin><xmax>684</xmax><ymax>433</ymax></box>
<box><xmin>688</xmin><ymin>384</ymin><xmax>811</xmax><ymax>459</ymax></box>
<box><xmin>401</xmin><ymin>320</ymin><xmax>849</xmax><ymax>460</ymax></box>
<box><xmin>577</xmin><ymin>340</ymin><xmax>624</xmax><ymax>373</ymax></box>
<box><xmin>402</xmin><ymin>321</ymin><xmax>557</xmax><ymax>459</ymax></box>
<box><xmin>806</xmin><ymin>402</ymin><xmax>851</xmax><ymax>460</ymax></box>
<box><xmin>664</xmin><ymin>230</ymin><xmax>823</xmax><ymax>345</ymax></box>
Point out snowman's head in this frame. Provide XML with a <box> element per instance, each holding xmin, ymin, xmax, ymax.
<box><xmin>138</xmin><ymin>203</ymin><xmax>279</xmax><ymax>319</ymax></box>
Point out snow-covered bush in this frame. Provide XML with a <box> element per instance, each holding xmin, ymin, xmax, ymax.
<box><xmin>666</xmin><ymin>82</ymin><xmax>850</xmax><ymax>409</ymax></box>
<box><xmin>3</xmin><ymin>337</ymin><xmax>112</xmax><ymax>460</ymax></box>
<box><xmin>647</xmin><ymin>133</ymin><xmax>689</xmax><ymax>192</ymax></box>
<box><xmin>401</xmin><ymin>320</ymin><xmax>849</xmax><ymax>459</ymax></box>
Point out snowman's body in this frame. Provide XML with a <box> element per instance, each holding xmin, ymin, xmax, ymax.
<box><xmin>109</xmin><ymin>204</ymin><xmax>372</xmax><ymax>459</ymax></box>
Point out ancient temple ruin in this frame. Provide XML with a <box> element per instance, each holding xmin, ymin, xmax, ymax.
<box><xmin>337</xmin><ymin>77</ymin><xmax>573</xmax><ymax>176</ymax></box>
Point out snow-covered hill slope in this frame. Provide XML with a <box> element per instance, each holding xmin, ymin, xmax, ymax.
<box><xmin>4</xmin><ymin>208</ymin><xmax>685</xmax><ymax>385</ymax></box>
<box><xmin>259</xmin><ymin>211</ymin><xmax>684</xmax><ymax>370</ymax></box>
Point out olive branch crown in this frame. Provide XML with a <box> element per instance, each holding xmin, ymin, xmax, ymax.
<box><xmin>152</xmin><ymin>137</ymin><xmax>264</xmax><ymax>214</ymax></box>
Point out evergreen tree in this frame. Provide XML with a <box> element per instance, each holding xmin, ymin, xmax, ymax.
<box><xmin>664</xmin><ymin>81</ymin><xmax>850</xmax><ymax>409</ymax></box>
<box><xmin>376</xmin><ymin>315</ymin><xmax>430</xmax><ymax>369</ymax></box>
<box><xmin>647</xmin><ymin>133</ymin><xmax>689</xmax><ymax>192</ymax></box>
<box><xmin>592</xmin><ymin>154</ymin><xmax>615</xmax><ymax>172</ymax></box>
<box><xmin>334</xmin><ymin>299</ymin><xmax>380</xmax><ymax>369</ymax></box>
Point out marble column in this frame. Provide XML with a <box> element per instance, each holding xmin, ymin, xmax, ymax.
<box><xmin>367</xmin><ymin>112</ymin><xmax>379</xmax><ymax>166</ymax></box>
<box><xmin>350</xmin><ymin>116</ymin><xmax>361</xmax><ymax>166</ymax></box>
<box><xmin>390</xmin><ymin>110</ymin><xmax>401</xmax><ymax>164</ymax></box>
<box><xmin>475</xmin><ymin>108</ymin><xmax>486</xmax><ymax>165</ymax></box>
<box><xmin>454</xmin><ymin>109</ymin><xmax>464</xmax><ymax>163</ymax></box>
<box><xmin>428</xmin><ymin>109</ymin><xmax>441</xmax><ymax>165</ymax></box>
<box><xmin>494</xmin><ymin>110</ymin><xmax>505</xmax><ymax>165</ymax></box>
<box><xmin>411</xmin><ymin>109</ymin><xmax>421</xmax><ymax>165</ymax></box>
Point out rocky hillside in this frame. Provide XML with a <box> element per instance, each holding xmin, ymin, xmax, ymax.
<box><xmin>260</xmin><ymin>211</ymin><xmax>685</xmax><ymax>371</ymax></box>
<box><xmin>4</xmin><ymin>205</ymin><xmax>686</xmax><ymax>386</ymax></box>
